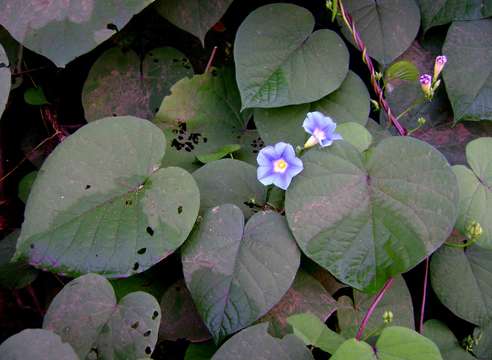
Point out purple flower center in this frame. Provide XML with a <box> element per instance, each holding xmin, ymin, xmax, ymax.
<box><xmin>313</xmin><ymin>128</ymin><xmax>326</xmax><ymax>142</ymax></box>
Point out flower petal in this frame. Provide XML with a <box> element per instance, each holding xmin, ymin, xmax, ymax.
<box><xmin>257</xmin><ymin>145</ymin><xmax>277</xmax><ymax>166</ymax></box>
<box><xmin>273</xmin><ymin>173</ymin><xmax>292</xmax><ymax>190</ymax></box>
<box><xmin>257</xmin><ymin>166</ymin><xmax>276</xmax><ymax>186</ymax></box>
<box><xmin>273</xmin><ymin>142</ymin><xmax>289</xmax><ymax>157</ymax></box>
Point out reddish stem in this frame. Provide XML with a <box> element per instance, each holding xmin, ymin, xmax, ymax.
<box><xmin>419</xmin><ymin>257</ymin><xmax>430</xmax><ymax>333</ymax></box>
<box><xmin>205</xmin><ymin>46</ymin><xmax>218</xmax><ymax>73</ymax></box>
<box><xmin>26</xmin><ymin>284</ymin><xmax>44</xmax><ymax>315</ymax></box>
<box><xmin>356</xmin><ymin>277</ymin><xmax>395</xmax><ymax>341</ymax></box>
<box><xmin>337</xmin><ymin>1</ymin><xmax>407</xmax><ymax>136</ymax></box>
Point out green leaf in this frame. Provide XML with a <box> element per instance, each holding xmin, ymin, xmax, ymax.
<box><xmin>110</xmin><ymin>270</ymin><xmax>165</xmax><ymax>301</ymax></box>
<box><xmin>287</xmin><ymin>313</ymin><xmax>345</xmax><ymax>354</ymax></box>
<box><xmin>443</xmin><ymin>20</ymin><xmax>492</xmax><ymax>121</ymax></box>
<box><xmin>24</xmin><ymin>87</ymin><xmax>49</xmax><ymax>106</ymax></box>
<box><xmin>0</xmin><ymin>0</ymin><xmax>155</xmax><ymax>67</ymax></box>
<box><xmin>83</xmin><ymin>47</ymin><xmax>192</xmax><ymax>122</ymax></box>
<box><xmin>474</xmin><ymin>320</ymin><xmax>492</xmax><ymax>359</ymax></box>
<box><xmin>285</xmin><ymin>137</ymin><xmax>458</xmax><ymax>292</ymax></box>
<box><xmin>0</xmin><ymin>230</ymin><xmax>38</xmax><ymax>289</ymax></box>
<box><xmin>341</xmin><ymin>0</ymin><xmax>421</xmax><ymax>64</ymax></box>
<box><xmin>453</xmin><ymin>138</ymin><xmax>492</xmax><ymax>248</ymax></box>
<box><xmin>423</xmin><ymin>319</ymin><xmax>476</xmax><ymax>360</ymax></box>
<box><xmin>15</xmin><ymin>116</ymin><xmax>200</xmax><ymax>277</ymax></box>
<box><xmin>17</xmin><ymin>171</ymin><xmax>37</xmax><ymax>203</ymax></box>
<box><xmin>211</xmin><ymin>323</ymin><xmax>314</xmax><ymax>360</ymax></box>
<box><xmin>155</xmin><ymin>0</ymin><xmax>234</xmax><ymax>45</ymax></box>
<box><xmin>234</xmin><ymin>3</ymin><xmax>349</xmax><ymax>109</ymax></box>
<box><xmin>196</xmin><ymin>144</ymin><xmax>241</xmax><ymax>164</ymax></box>
<box><xmin>336</xmin><ymin>123</ymin><xmax>373</xmax><ymax>152</ymax></box>
<box><xmin>259</xmin><ymin>270</ymin><xmax>337</xmax><ymax>337</ymax></box>
<box><xmin>337</xmin><ymin>276</ymin><xmax>415</xmax><ymax>338</ymax></box>
<box><xmin>185</xmin><ymin>342</ymin><xmax>217</xmax><ymax>360</ymax></box>
<box><xmin>159</xmin><ymin>279</ymin><xmax>211</xmax><ymax>342</ymax></box>
<box><xmin>0</xmin><ymin>329</ymin><xmax>78</xmax><ymax>360</ymax></box>
<box><xmin>254</xmin><ymin>71</ymin><xmax>369</xmax><ymax>146</ymax></box>
<box><xmin>430</xmin><ymin>244</ymin><xmax>492</xmax><ymax>325</ymax></box>
<box><xmin>192</xmin><ymin>159</ymin><xmax>267</xmax><ymax>219</ymax></box>
<box><xmin>154</xmin><ymin>67</ymin><xmax>249</xmax><ymax>171</ymax></box>
<box><xmin>419</xmin><ymin>0</ymin><xmax>492</xmax><ymax>31</ymax></box>
<box><xmin>43</xmin><ymin>273</ymin><xmax>161</xmax><ymax>359</ymax></box>
<box><xmin>182</xmin><ymin>205</ymin><xmax>301</xmax><ymax>341</ymax></box>
<box><xmin>376</xmin><ymin>326</ymin><xmax>443</xmax><ymax>359</ymax></box>
<box><xmin>330</xmin><ymin>338</ymin><xmax>376</xmax><ymax>360</ymax></box>
<box><xmin>384</xmin><ymin>60</ymin><xmax>420</xmax><ymax>82</ymax></box>
<box><xmin>0</xmin><ymin>43</ymin><xmax>10</xmax><ymax>118</ymax></box>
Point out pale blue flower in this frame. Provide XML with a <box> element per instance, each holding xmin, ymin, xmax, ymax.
<box><xmin>257</xmin><ymin>142</ymin><xmax>303</xmax><ymax>190</ymax></box>
<box><xmin>302</xmin><ymin>111</ymin><xmax>343</xmax><ymax>148</ymax></box>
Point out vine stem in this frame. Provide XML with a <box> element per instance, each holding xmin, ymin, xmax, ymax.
<box><xmin>419</xmin><ymin>257</ymin><xmax>429</xmax><ymax>333</ymax></box>
<box><xmin>336</xmin><ymin>0</ymin><xmax>407</xmax><ymax>136</ymax></box>
<box><xmin>356</xmin><ymin>277</ymin><xmax>394</xmax><ymax>341</ymax></box>
<box><xmin>205</xmin><ymin>46</ymin><xmax>218</xmax><ymax>73</ymax></box>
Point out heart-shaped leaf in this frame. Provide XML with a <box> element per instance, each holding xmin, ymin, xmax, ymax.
<box><xmin>154</xmin><ymin>67</ymin><xmax>250</xmax><ymax>171</ymax></box>
<box><xmin>0</xmin><ymin>329</ymin><xmax>78</xmax><ymax>359</ymax></box>
<box><xmin>337</xmin><ymin>276</ymin><xmax>415</xmax><ymax>338</ymax></box>
<box><xmin>419</xmin><ymin>0</ymin><xmax>492</xmax><ymax>31</ymax></box>
<box><xmin>0</xmin><ymin>0</ymin><xmax>155</xmax><ymax>67</ymax></box>
<box><xmin>156</xmin><ymin>0</ymin><xmax>234</xmax><ymax>45</ymax></box>
<box><xmin>341</xmin><ymin>0</ymin><xmax>420</xmax><ymax>64</ymax></box>
<box><xmin>0</xmin><ymin>43</ymin><xmax>10</xmax><ymax>118</ymax></box>
<box><xmin>196</xmin><ymin>144</ymin><xmax>241</xmax><ymax>164</ymax></box>
<box><xmin>15</xmin><ymin>116</ymin><xmax>200</xmax><ymax>277</ymax></box>
<box><xmin>182</xmin><ymin>204</ymin><xmax>300</xmax><ymax>341</ymax></box>
<box><xmin>43</xmin><ymin>273</ymin><xmax>161</xmax><ymax>359</ymax></box>
<box><xmin>453</xmin><ymin>138</ymin><xmax>492</xmax><ymax>248</ymax></box>
<box><xmin>234</xmin><ymin>3</ymin><xmax>349</xmax><ymax>109</ymax></box>
<box><xmin>192</xmin><ymin>159</ymin><xmax>267</xmax><ymax>219</ymax></box>
<box><xmin>211</xmin><ymin>323</ymin><xmax>314</xmax><ymax>360</ymax></box>
<box><xmin>159</xmin><ymin>279</ymin><xmax>211</xmax><ymax>342</ymax></box>
<box><xmin>443</xmin><ymin>20</ymin><xmax>492</xmax><ymax>122</ymax></box>
<box><xmin>431</xmin><ymin>244</ymin><xmax>492</xmax><ymax>325</ymax></box>
<box><xmin>254</xmin><ymin>71</ymin><xmax>369</xmax><ymax>146</ymax></box>
<box><xmin>259</xmin><ymin>270</ymin><xmax>337</xmax><ymax>337</ymax></box>
<box><xmin>423</xmin><ymin>319</ymin><xmax>476</xmax><ymax>360</ymax></box>
<box><xmin>286</xmin><ymin>137</ymin><xmax>458</xmax><ymax>292</ymax></box>
<box><xmin>287</xmin><ymin>313</ymin><xmax>346</xmax><ymax>354</ymax></box>
<box><xmin>331</xmin><ymin>327</ymin><xmax>442</xmax><ymax>360</ymax></box>
<box><xmin>83</xmin><ymin>47</ymin><xmax>193</xmax><ymax>122</ymax></box>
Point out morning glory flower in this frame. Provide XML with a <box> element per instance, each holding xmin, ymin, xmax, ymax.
<box><xmin>257</xmin><ymin>142</ymin><xmax>303</xmax><ymax>190</ymax></box>
<box><xmin>433</xmin><ymin>55</ymin><xmax>447</xmax><ymax>80</ymax></box>
<box><xmin>302</xmin><ymin>111</ymin><xmax>343</xmax><ymax>148</ymax></box>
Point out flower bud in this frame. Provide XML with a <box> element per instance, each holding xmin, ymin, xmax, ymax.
<box><xmin>419</xmin><ymin>74</ymin><xmax>433</xmax><ymax>99</ymax></box>
<box><xmin>383</xmin><ymin>310</ymin><xmax>394</xmax><ymax>324</ymax></box>
<box><xmin>433</xmin><ymin>55</ymin><xmax>447</xmax><ymax>80</ymax></box>
<box><xmin>465</xmin><ymin>221</ymin><xmax>483</xmax><ymax>241</ymax></box>
<box><xmin>417</xmin><ymin>117</ymin><xmax>426</xmax><ymax>126</ymax></box>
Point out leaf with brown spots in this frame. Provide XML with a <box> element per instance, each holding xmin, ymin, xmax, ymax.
<box><xmin>83</xmin><ymin>47</ymin><xmax>193</xmax><ymax>122</ymax></box>
<box><xmin>0</xmin><ymin>0</ymin><xmax>155</xmax><ymax>67</ymax></box>
<box><xmin>259</xmin><ymin>270</ymin><xmax>337</xmax><ymax>337</ymax></box>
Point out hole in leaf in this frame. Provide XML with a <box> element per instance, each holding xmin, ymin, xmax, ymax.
<box><xmin>131</xmin><ymin>321</ymin><xmax>139</xmax><ymax>329</ymax></box>
<box><xmin>154</xmin><ymin>107</ymin><xmax>159</xmax><ymax>113</ymax></box>
<box><xmin>125</xmin><ymin>199</ymin><xmax>133</xmax><ymax>207</ymax></box>
<box><xmin>30</xmin><ymin>244</ymin><xmax>35</xmax><ymax>249</ymax></box>
<box><xmin>152</xmin><ymin>310</ymin><xmax>159</xmax><ymax>320</ymax></box>
<box><xmin>146</xmin><ymin>226</ymin><xmax>154</xmax><ymax>236</ymax></box>
<box><xmin>133</xmin><ymin>262</ymin><xmax>139</xmax><ymax>271</ymax></box>
<box><xmin>107</xmin><ymin>23</ymin><xmax>118</xmax><ymax>31</ymax></box>
<box><xmin>177</xmin><ymin>206</ymin><xmax>183</xmax><ymax>214</ymax></box>
<box><xmin>137</xmin><ymin>248</ymin><xmax>147</xmax><ymax>255</ymax></box>
<box><xmin>145</xmin><ymin>346</ymin><xmax>152</xmax><ymax>355</ymax></box>
<box><xmin>112</xmin><ymin>113</ymin><xmax>117</xmax><ymax>116</ymax></box>
<box><xmin>143</xmin><ymin>330</ymin><xmax>151</xmax><ymax>337</ymax></box>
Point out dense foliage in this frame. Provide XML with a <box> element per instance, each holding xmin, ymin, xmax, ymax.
<box><xmin>0</xmin><ymin>0</ymin><xmax>492</xmax><ymax>359</ymax></box>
